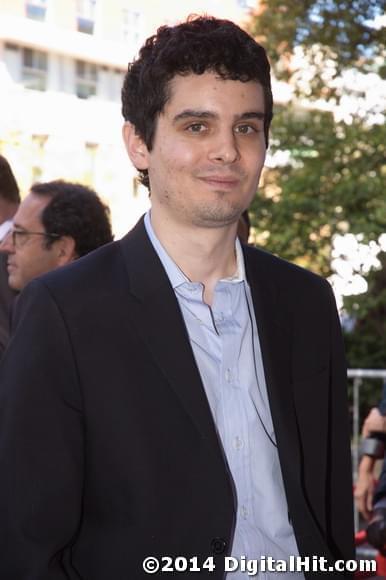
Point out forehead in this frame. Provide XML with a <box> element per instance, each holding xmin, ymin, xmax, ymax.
<box><xmin>163</xmin><ymin>72</ymin><xmax>265</xmax><ymax>117</ymax></box>
<box><xmin>14</xmin><ymin>192</ymin><xmax>51</xmax><ymax>229</ymax></box>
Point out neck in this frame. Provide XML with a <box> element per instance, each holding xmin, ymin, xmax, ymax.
<box><xmin>150</xmin><ymin>209</ymin><xmax>239</xmax><ymax>306</ymax></box>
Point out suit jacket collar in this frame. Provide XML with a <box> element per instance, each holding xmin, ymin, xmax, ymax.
<box><xmin>243</xmin><ymin>245</ymin><xmax>301</xmax><ymax>479</ymax></box>
<box><xmin>118</xmin><ymin>217</ymin><xmax>228</xmax><ymax>464</ymax></box>
<box><xmin>119</xmin><ymin>219</ymin><xmax>299</xmax><ymax>467</ymax></box>
<box><xmin>243</xmin><ymin>244</ymin><xmax>332</xmax><ymax>552</ymax></box>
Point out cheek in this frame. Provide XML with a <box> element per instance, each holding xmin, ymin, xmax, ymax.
<box><xmin>150</xmin><ymin>149</ymin><xmax>192</xmax><ymax>191</ymax></box>
<box><xmin>18</xmin><ymin>248</ymin><xmax>50</xmax><ymax>275</ymax></box>
<box><xmin>15</xmin><ymin>252</ymin><xmax>35</xmax><ymax>280</ymax></box>
<box><xmin>160</xmin><ymin>139</ymin><xmax>199</xmax><ymax>171</ymax></box>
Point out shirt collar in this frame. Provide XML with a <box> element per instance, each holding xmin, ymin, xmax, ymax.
<box><xmin>144</xmin><ymin>210</ymin><xmax>246</xmax><ymax>289</ymax></box>
<box><xmin>224</xmin><ymin>237</ymin><xmax>245</xmax><ymax>283</ymax></box>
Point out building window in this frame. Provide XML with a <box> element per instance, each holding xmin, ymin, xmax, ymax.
<box><xmin>122</xmin><ymin>8</ymin><xmax>142</xmax><ymax>49</ymax></box>
<box><xmin>22</xmin><ymin>48</ymin><xmax>47</xmax><ymax>91</ymax></box>
<box><xmin>236</xmin><ymin>0</ymin><xmax>256</xmax><ymax>7</ymax></box>
<box><xmin>112</xmin><ymin>69</ymin><xmax>125</xmax><ymax>102</ymax></box>
<box><xmin>4</xmin><ymin>42</ymin><xmax>19</xmax><ymax>52</ymax></box>
<box><xmin>76</xmin><ymin>0</ymin><xmax>97</xmax><ymax>34</ymax></box>
<box><xmin>25</xmin><ymin>0</ymin><xmax>47</xmax><ymax>21</ymax></box>
<box><xmin>76</xmin><ymin>60</ymin><xmax>98</xmax><ymax>99</ymax></box>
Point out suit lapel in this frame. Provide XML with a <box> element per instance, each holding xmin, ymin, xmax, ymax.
<box><xmin>119</xmin><ymin>221</ymin><xmax>302</xmax><ymax>475</ymax></box>
<box><xmin>118</xmin><ymin>219</ymin><xmax>227</xmax><ymax>462</ymax></box>
<box><xmin>243</xmin><ymin>246</ymin><xmax>334</xmax><ymax>554</ymax></box>
<box><xmin>243</xmin><ymin>245</ymin><xmax>300</xmax><ymax>472</ymax></box>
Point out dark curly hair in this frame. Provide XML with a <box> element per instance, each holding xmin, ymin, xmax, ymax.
<box><xmin>30</xmin><ymin>180</ymin><xmax>113</xmax><ymax>256</ymax></box>
<box><xmin>121</xmin><ymin>15</ymin><xmax>273</xmax><ymax>189</ymax></box>
<box><xmin>0</xmin><ymin>155</ymin><xmax>20</xmax><ymax>203</ymax></box>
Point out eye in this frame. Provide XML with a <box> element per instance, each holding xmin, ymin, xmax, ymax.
<box><xmin>186</xmin><ymin>123</ymin><xmax>207</xmax><ymax>133</ymax></box>
<box><xmin>235</xmin><ymin>124</ymin><xmax>258</xmax><ymax>135</ymax></box>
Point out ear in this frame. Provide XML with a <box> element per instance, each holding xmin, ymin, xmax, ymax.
<box><xmin>55</xmin><ymin>236</ymin><xmax>77</xmax><ymax>266</ymax></box>
<box><xmin>122</xmin><ymin>122</ymin><xmax>149</xmax><ymax>170</ymax></box>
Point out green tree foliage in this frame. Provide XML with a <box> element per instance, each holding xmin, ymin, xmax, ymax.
<box><xmin>343</xmin><ymin>253</ymin><xmax>386</xmax><ymax>412</ymax></box>
<box><xmin>249</xmin><ymin>0</ymin><xmax>386</xmax><ymax>93</ymax></box>
<box><xmin>254</xmin><ymin>109</ymin><xmax>386</xmax><ymax>277</ymax></box>
<box><xmin>246</xmin><ymin>0</ymin><xmax>386</xmax><ymax>277</ymax></box>
<box><xmin>246</xmin><ymin>0</ymin><xmax>386</xmax><ymax>410</ymax></box>
<box><xmin>344</xmin><ymin>252</ymin><xmax>386</xmax><ymax>370</ymax></box>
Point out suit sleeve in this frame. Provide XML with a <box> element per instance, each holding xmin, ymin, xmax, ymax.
<box><xmin>0</xmin><ymin>279</ymin><xmax>84</xmax><ymax>579</ymax></box>
<box><xmin>325</xmin><ymin>283</ymin><xmax>355</xmax><ymax>562</ymax></box>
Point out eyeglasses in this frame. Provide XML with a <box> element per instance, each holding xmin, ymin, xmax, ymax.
<box><xmin>8</xmin><ymin>228</ymin><xmax>61</xmax><ymax>249</ymax></box>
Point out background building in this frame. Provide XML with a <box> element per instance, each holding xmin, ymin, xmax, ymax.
<box><xmin>0</xmin><ymin>0</ymin><xmax>255</xmax><ymax>237</ymax></box>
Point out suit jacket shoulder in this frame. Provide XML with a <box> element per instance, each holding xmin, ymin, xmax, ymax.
<box><xmin>242</xmin><ymin>243</ymin><xmax>335</xmax><ymax>337</ymax></box>
<box><xmin>243</xmin><ymin>243</ymin><xmax>331</xmax><ymax>294</ymax></box>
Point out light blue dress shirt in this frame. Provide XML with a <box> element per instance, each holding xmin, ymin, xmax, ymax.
<box><xmin>144</xmin><ymin>212</ymin><xmax>302</xmax><ymax>578</ymax></box>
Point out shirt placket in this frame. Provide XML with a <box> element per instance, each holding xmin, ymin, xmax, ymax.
<box><xmin>215</xmin><ymin>284</ymin><xmax>252</xmax><ymax>566</ymax></box>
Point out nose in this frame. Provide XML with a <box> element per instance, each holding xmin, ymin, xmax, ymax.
<box><xmin>0</xmin><ymin>230</ymin><xmax>14</xmax><ymax>254</ymax></box>
<box><xmin>208</xmin><ymin>129</ymin><xmax>240</xmax><ymax>164</ymax></box>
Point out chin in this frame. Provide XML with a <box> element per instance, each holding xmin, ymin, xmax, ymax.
<box><xmin>9</xmin><ymin>280</ymin><xmax>20</xmax><ymax>292</ymax></box>
<box><xmin>191</xmin><ymin>215</ymin><xmax>240</xmax><ymax>230</ymax></box>
<box><xmin>195</xmin><ymin>206</ymin><xmax>242</xmax><ymax>225</ymax></box>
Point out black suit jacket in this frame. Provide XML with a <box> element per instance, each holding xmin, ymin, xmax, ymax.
<box><xmin>0</xmin><ymin>218</ymin><xmax>354</xmax><ymax>579</ymax></box>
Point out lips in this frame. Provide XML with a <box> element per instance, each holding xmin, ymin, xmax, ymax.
<box><xmin>198</xmin><ymin>175</ymin><xmax>241</xmax><ymax>188</ymax></box>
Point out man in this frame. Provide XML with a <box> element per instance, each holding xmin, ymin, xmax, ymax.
<box><xmin>0</xmin><ymin>155</ymin><xmax>20</xmax><ymax>356</ymax></box>
<box><xmin>0</xmin><ymin>180</ymin><xmax>113</xmax><ymax>293</ymax></box>
<box><xmin>0</xmin><ymin>155</ymin><xmax>20</xmax><ymax>242</ymax></box>
<box><xmin>0</xmin><ymin>17</ymin><xmax>354</xmax><ymax>579</ymax></box>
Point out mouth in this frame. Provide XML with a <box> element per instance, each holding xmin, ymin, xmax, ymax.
<box><xmin>198</xmin><ymin>176</ymin><xmax>240</xmax><ymax>189</ymax></box>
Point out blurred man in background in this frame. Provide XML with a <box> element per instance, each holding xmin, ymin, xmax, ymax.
<box><xmin>0</xmin><ymin>155</ymin><xmax>20</xmax><ymax>356</ymax></box>
<box><xmin>1</xmin><ymin>179</ymin><xmax>113</xmax><ymax>293</ymax></box>
<box><xmin>0</xmin><ymin>179</ymin><xmax>113</xmax><ymax>359</ymax></box>
<box><xmin>0</xmin><ymin>155</ymin><xmax>20</xmax><ymax>241</ymax></box>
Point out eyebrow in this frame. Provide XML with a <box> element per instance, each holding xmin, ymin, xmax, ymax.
<box><xmin>172</xmin><ymin>110</ymin><xmax>266</xmax><ymax>123</ymax></box>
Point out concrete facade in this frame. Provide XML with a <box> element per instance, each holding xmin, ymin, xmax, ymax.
<box><xmin>0</xmin><ymin>0</ymin><xmax>255</xmax><ymax>237</ymax></box>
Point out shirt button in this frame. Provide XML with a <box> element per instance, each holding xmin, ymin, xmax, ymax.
<box><xmin>233</xmin><ymin>436</ymin><xmax>244</xmax><ymax>450</ymax></box>
<box><xmin>225</xmin><ymin>369</ymin><xmax>232</xmax><ymax>383</ymax></box>
<box><xmin>211</xmin><ymin>537</ymin><xmax>227</xmax><ymax>555</ymax></box>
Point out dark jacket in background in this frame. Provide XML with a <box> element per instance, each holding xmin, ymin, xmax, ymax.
<box><xmin>0</xmin><ymin>252</ymin><xmax>15</xmax><ymax>358</ymax></box>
